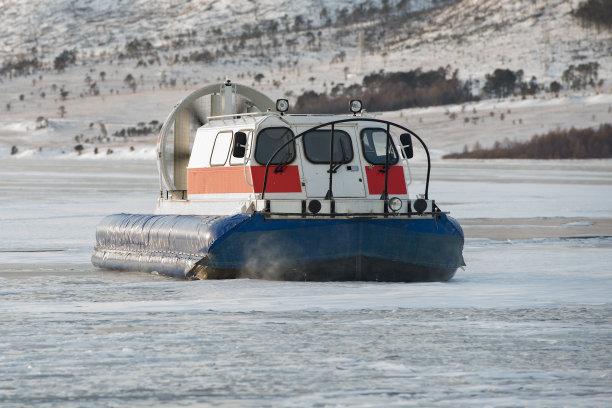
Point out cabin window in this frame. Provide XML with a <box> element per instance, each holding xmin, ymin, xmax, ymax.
<box><xmin>210</xmin><ymin>131</ymin><xmax>233</xmax><ymax>166</ymax></box>
<box><xmin>303</xmin><ymin>129</ymin><xmax>353</xmax><ymax>164</ymax></box>
<box><xmin>360</xmin><ymin>128</ymin><xmax>399</xmax><ymax>165</ymax></box>
<box><xmin>254</xmin><ymin>127</ymin><xmax>296</xmax><ymax>165</ymax></box>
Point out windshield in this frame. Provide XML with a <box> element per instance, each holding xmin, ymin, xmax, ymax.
<box><xmin>360</xmin><ymin>128</ymin><xmax>399</xmax><ymax>165</ymax></box>
<box><xmin>254</xmin><ymin>127</ymin><xmax>296</xmax><ymax>165</ymax></box>
<box><xmin>303</xmin><ymin>129</ymin><xmax>354</xmax><ymax>164</ymax></box>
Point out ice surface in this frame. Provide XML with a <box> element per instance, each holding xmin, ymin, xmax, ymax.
<box><xmin>1</xmin><ymin>158</ymin><xmax>611</xmax><ymax>406</ymax></box>
<box><xmin>1</xmin><ymin>0</ymin><xmax>611</xmax><ymax>403</ymax></box>
<box><xmin>1</xmin><ymin>277</ymin><xmax>611</xmax><ymax>407</ymax></box>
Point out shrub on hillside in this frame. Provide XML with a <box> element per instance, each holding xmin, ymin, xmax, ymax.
<box><xmin>294</xmin><ymin>67</ymin><xmax>473</xmax><ymax>114</ymax></box>
<box><xmin>0</xmin><ymin>57</ymin><xmax>39</xmax><ymax>76</ymax></box>
<box><xmin>189</xmin><ymin>50</ymin><xmax>213</xmax><ymax>63</ymax></box>
<box><xmin>483</xmin><ymin>69</ymin><xmax>517</xmax><ymax>98</ymax></box>
<box><xmin>562</xmin><ymin>62</ymin><xmax>601</xmax><ymax>90</ymax></box>
<box><xmin>125</xmin><ymin>38</ymin><xmax>154</xmax><ymax>57</ymax></box>
<box><xmin>443</xmin><ymin>124</ymin><xmax>612</xmax><ymax>159</ymax></box>
<box><xmin>574</xmin><ymin>0</ymin><xmax>612</xmax><ymax>30</ymax></box>
<box><xmin>54</xmin><ymin>50</ymin><xmax>77</xmax><ymax>72</ymax></box>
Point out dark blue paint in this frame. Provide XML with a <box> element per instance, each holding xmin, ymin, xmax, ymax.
<box><xmin>93</xmin><ymin>212</ymin><xmax>464</xmax><ymax>280</ymax></box>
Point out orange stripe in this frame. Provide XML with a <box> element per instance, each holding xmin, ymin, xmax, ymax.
<box><xmin>188</xmin><ymin>167</ymin><xmax>253</xmax><ymax>194</ymax></box>
<box><xmin>364</xmin><ymin>166</ymin><xmax>407</xmax><ymax>195</ymax></box>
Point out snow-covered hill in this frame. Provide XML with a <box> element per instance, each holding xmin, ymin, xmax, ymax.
<box><xmin>387</xmin><ymin>0</ymin><xmax>612</xmax><ymax>83</ymax></box>
<box><xmin>0</xmin><ymin>0</ymin><xmax>448</xmax><ymax>60</ymax></box>
<box><xmin>2</xmin><ymin>0</ymin><xmax>610</xmax><ymax>82</ymax></box>
<box><xmin>0</xmin><ymin>0</ymin><xmax>611</xmax><ymax>157</ymax></box>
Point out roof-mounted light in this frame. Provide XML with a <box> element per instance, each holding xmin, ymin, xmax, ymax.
<box><xmin>276</xmin><ymin>99</ymin><xmax>289</xmax><ymax>114</ymax></box>
<box><xmin>349</xmin><ymin>99</ymin><xmax>362</xmax><ymax>115</ymax></box>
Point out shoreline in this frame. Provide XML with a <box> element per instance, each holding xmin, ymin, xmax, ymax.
<box><xmin>460</xmin><ymin>217</ymin><xmax>612</xmax><ymax>241</ymax></box>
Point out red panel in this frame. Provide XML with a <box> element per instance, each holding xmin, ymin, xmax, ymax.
<box><xmin>188</xmin><ymin>167</ymin><xmax>253</xmax><ymax>194</ymax></box>
<box><xmin>250</xmin><ymin>165</ymin><xmax>302</xmax><ymax>193</ymax></box>
<box><xmin>364</xmin><ymin>165</ymin><xmax>407</xmax><ymax>195</ymax></box>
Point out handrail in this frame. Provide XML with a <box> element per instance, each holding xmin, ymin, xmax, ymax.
<box><xmin>207</xmin><ymin>111</ymin><xmax>268</xmax><ymax>121</ymax></box>
<box><xmin>242</xmin><ymin>132</ymin><xmax>253</xmax><ymax>187</ymax></box>
<box><xmin>325</xmin><ymin>123</ymin><xmax>336</xmax><ymax>200</ymax></box>
<box><xmin>261</xmin><ymin>117</ymin><xmax>431</xmax><ymax>200</ymax></box>
<box><xmin>382</xmin><ymin>122</ymin><xmax>390</xmax><ymax>201</ymax></box>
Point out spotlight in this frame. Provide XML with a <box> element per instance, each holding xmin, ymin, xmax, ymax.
<box><xmin>413</xmin><ymin>199</ymin><xmax>428</xmax><ymax>214</ymax></box>
<box><xmin>388</xmin><ymin>197</ymin><xmax>402</xmax><ymax>212</ymax></box>
<box><xmin>308</xmin><ymin>200</ymin><xmax>322</xmax><ymax>214</ymax></box>
<box><xmin>276</xmin><ymin>99</ymin><xmax>289</xmax><ymax>113</ymax></box>
<box><xmin>349</xmin><ymin>100</ymin><xmax>362</xmax><ymax>114</ymax></box>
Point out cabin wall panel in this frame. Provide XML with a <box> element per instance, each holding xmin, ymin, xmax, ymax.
<box><xmin>364</xmin><ymin>166</ymin><xmax>408</xmax><ymax>195</ymax></box>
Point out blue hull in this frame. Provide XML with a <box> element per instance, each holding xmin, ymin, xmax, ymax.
<box><xmin>92</xmin><ymin>213</ymin><xmax>465</xmax><ymax>281</ymax></box>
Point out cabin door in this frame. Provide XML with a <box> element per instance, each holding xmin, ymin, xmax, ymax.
<box><xmin>297</xmin><ymin>125</ymin><xmax>366</xmax><ymax>198</ymax></box>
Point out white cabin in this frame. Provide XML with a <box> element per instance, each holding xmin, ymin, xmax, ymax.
<box><xmin>155</xmin><ymin>82</ymin><xmax>435</xmax><ymax>218</ymax></box>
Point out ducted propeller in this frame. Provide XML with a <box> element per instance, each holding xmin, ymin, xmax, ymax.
<box><xmin>157</xmin><ymin>81</ymin><xmax>276</xmax><ymax>197</ymax></box>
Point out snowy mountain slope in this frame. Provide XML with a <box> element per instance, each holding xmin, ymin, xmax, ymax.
<box><xmin>382</xmin><ymin>0</ymin><xmax>612</xmax><ymax>83</ymax></box>
<box><xmin>0</xmin><ymin>0</ymin><xmax>440</xmax><ymax>57</ymax></box>
<box><xmin>0</xmin><ymin>0</ymin><xmax>611</xmax><ymax>157</ymax></box>
<box><xmin>2</xmin><ymin>0</ymin><xmax>609</xmax><ymax>84</ymax></box>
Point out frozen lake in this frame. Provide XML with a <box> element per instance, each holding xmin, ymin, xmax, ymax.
<box><xmin>1</xmin><ymin>157</ymin><xmax>611</xmax><ymax>407</ymax></box>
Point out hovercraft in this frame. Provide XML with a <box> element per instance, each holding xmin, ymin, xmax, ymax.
<box><xmin>92</xmin><ymin>81</ymin><xmax>465</xmax><ymax>281</ymax></box>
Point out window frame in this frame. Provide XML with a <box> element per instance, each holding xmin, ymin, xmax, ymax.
<box><xmin>359</xmin><ymin>127</ymin><xmax>400</xmax><ymax>166</ymax></box>
<box><xmin>209</xmin><ymin>130</ymin><xmax>234</xmax><ymax>166</ymax></box>
<box><xmin>302</xmin><ymin>129</ymin><xmax>354</xmax><ymax>164</ymax></box>
<box><xmin>254</xmin><ymin>127</ymin><xmax>296</xmax><ymax>165</ymax></box>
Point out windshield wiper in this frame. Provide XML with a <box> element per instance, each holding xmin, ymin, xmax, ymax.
<box><xmin>274</xmin><ymin>151</ymin><xmax>291</xmax><ymax>173</ymax></box>
<box><xmin>378</xmin><ymin>162</ymin><xmax>391</xmax><ymax>173</ymax></box>
<box><xmin>328</xmin><ymin>163</ymin><xmax>342</xmax><ymax>173</ymax></box>
<box><xmin>328</xmin><ymin>138</ymin><xmax>348</xmax><ymax>174</ymax></box>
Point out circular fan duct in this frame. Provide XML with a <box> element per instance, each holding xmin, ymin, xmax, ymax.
<box><xmin>157</xmin><ymin>81</ymin><xmax>275</xmax><ymax>197</ymax></box>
